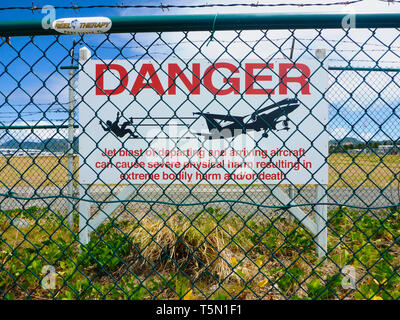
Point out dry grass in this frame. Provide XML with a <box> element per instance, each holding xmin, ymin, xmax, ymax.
<box><xmin>0</xmin><ymin>155</ymin><xmax>78</xmax><ymax>188</ymax></box>
<box><xmin>328</xmin><ymin>153</ymin><xmax>400</xmax><ymax>188</ymax></box>
<box><xmin>76</xmin><ymin>208</ymin><xmax>400</xmax><ymax>300</ymax></box>
<box><xmin>80</xmin><ymin>211</ymin><xmax>324</xmax><ymax>299</ymax></box>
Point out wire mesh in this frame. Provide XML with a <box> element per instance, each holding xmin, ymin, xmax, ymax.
<box><xmin>0</xmin><ymin>23</ymin><xmax>399</xmax><ymax>300</ymax></box>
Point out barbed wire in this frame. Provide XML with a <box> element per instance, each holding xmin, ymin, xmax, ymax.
<box><xmin>0</xmin><ymin>108</ymin><xmax>69</xmax><ymax>114</ymax></box>
<box><xmin>378</xmin><ymin>0</ymin><xmax>400</xmax><ymax>4</ymax></box>
<box><xmin>1</xmin><ymin>101</ymin><xmax>71</xmax><ymax>107</ymax></box>
<box><xmin>0</xmin><ymin>0</ymin><xmax>364</xmax><ymax>12</ymax></box>
<box><xmin>0</xmin><ymin>102</ymin><xmax>72</xmax><ymax>118</ymax></box>
<box><xmin>0</xmin><ymin>101</ymin><xmax>71</xmax><ymax>110</ymax></box>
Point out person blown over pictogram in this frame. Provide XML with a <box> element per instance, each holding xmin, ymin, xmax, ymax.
<box><xmin>99</xmin><ymin>112</ymin><xmax>138</xmax><ymax>138</ymax></box>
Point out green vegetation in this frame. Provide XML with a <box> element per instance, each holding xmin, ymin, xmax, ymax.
<box><xmin>0</xmin><ymin>206</ymin><xmax>399</xmax><ymax>300</ymax></box>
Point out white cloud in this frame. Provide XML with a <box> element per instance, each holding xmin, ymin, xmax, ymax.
<box><xmin>331</xmin><ymin>127</ymin><xmax>349</xmax><ymax>139</ymax></box>
<box><xmin>359</xmin><ymin>132</ymin><xmax>374</xmax><ymax>140</ymax></box>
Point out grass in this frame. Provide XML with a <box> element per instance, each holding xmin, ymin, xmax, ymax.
<box><xmin>329</xmin><ymin>153</ymin><xmax>400</xmax><ymax>188</ymax></box>
<box><xmin>0</xmin><ymin>153</ymin><xmax>398</xmax><ymax>188</ymax></box>
<box><xmin>0</xmin><ymin>206</ymin><xmax>399</xmax><ymax>300</ymax></box>
<box><xmin>0</xmin><ymin>155</ymin><xmax>77</xmax><ymax>188</ymax></box>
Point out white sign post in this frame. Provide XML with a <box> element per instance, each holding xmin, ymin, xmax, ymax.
<box><xmin>78</xmin><ymin>57</ymin><xmax>329</xmax><ymax>257</ymax></box>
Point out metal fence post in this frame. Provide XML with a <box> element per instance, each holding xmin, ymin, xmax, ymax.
<box><xmin>78</xmin><ymin>185</ymin><xmax>90</xmax><ymax>247</ymax></box>
<box><xmin>316</xmin><ymin>185</ymin><xmax>328</xmax><ymax>258</ymax></box>
<box><xmin>288</xmin><ymin>185</ymin><xmax>295</xmax><ymax>222</ymax></box>
<box><xmin>67</xmin><ymin>41</ymin><xmax>76</xmax><ymax>228</ymax></box>
<box><xmin>314</xmin><ymin>47</ymin><xmax>328</xmax><ymax>258</ymax></box>
<box><xmin>78</xmin><ymin>46</ymin><xmax>92</xmax><ymax>247</ymax></box>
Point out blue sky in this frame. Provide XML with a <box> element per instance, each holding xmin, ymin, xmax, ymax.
<box><xmin>0</xmin><ymin>0</ymin><xmax>400</xmax><ymax>143</ymax></box>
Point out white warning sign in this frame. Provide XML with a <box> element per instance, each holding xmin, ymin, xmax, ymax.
<box><xmin>78</xmin><ymin>59</ymin><xmax>329</xmax><ymax>185</ymax></box>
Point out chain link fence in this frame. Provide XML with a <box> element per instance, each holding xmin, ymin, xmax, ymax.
<box><xmin>0</xmin><ymin>13</ymin><xmax>399</xmax><ymax>300</ymax></box>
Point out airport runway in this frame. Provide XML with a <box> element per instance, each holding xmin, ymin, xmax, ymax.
<box><xmin>1</xmin><ymin>185</ymin><xmax>398</xmax><ymax>220</ymax></box>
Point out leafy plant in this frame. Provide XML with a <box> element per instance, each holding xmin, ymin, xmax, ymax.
<box><xmin>277</xmin><ymin>268</ymin><xmax>305</xmax><ymax>293</ymax></box>
<box><xmin>306</xmin><ymin>278</ymin><xmax>331</xmax><ymax>300</ymax></box>
<box><xmin>211</xmin><ymin>292</ymin><xmax>229</xmax><ymax>300</ymax></box>
<box><xmin>78</xmin><ymin>221</ymin><xmax>132</xmax><ymax>272</ymax></box>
